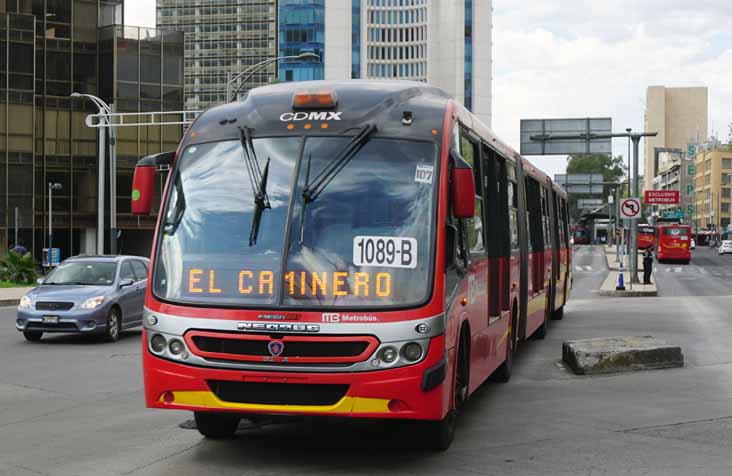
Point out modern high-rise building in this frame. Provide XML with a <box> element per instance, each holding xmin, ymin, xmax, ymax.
<box><xmin>156</xmin><ymin>0</ymin><xmax>278</xmax><ymax>111</ymax></box>
<box><xmin>279</xmin><ymin>0</ymin><xmax>493</xmax><ymax>126</ymax></box>
<box><xmin>0</xmin><ymin>1</ymin><xmax>184</xmax><ymax>259</ymax></box>
<box><xmin>159</xmin><ymin>1</ymin><xmax>492</xmax><ymax>123</ymax></box>
<box><xmin>644</xmin><ymin>86</ymin><xmax>708</xmax><ymax>192</ymax></box>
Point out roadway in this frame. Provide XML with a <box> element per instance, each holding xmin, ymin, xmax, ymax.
<box><xmin>3</xmin><ymin>249</ymin><xmax>732</xmax><ymax>475</ymax></box>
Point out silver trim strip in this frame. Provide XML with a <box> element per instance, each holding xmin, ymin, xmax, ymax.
<box><xmin>143</xmin><ymin>308</ymin><xmax>445</xmax><ymax>373</ymax></box>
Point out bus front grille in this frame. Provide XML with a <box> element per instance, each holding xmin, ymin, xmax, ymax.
<box><xmin>207</xmin><ymin>380</ymin><xmax>349</xmax><ymax>406</ymax></box>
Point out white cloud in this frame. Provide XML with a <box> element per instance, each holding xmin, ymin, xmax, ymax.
<box><xmin>492</xmin><ymin>0</ymin><xmax>732</xmax><ymax>179</ymax></box>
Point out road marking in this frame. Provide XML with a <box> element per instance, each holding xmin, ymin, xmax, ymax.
<box><xmin>695</xmin><ymin>266</ymin><xmax>708</xmax><ymax>275</ymax></box>
<box><xmin>674</xmin><ymin>267</ymin><xmax>683</xmax><ymax>273</ymax></box>
<box><xmin>584</xmin><ymin>265</ymin><xmax>592</xmax><ymax>271</ymax></box>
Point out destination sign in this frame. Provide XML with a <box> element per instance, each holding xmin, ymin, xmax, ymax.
<box><xmin>186</xmin><ymin>268</ymin><xmax>393</xmax><ymax>299</ymax></box>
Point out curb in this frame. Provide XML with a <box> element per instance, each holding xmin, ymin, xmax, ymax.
<box><xmin>599</xmin><ymin>271</ymin><xmax>657</xmax><ymax>297</ymax></box>
<box><xmin>0</xmin><ymin>299</ymin><xmax>19</xmax><ymax>307</ymax></box>
<box><xmin>598</xmin><ymin>289</ymin><xmax>657</xmax><ymax>297</ymax></box>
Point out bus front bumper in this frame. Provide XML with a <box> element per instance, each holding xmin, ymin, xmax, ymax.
<box><xmin>143</xmin><ymin>331</ymin><xmax>451</xmax><ymax>422</ymax></box>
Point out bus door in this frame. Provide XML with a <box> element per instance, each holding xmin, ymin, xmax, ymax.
<box><xmin>458</xmin><ymin>129</ymin><xmax>491</xmax><ymax>386</ymax></box>
<box><xmin>482</xmin><ymin>142</ymin><xmax>512</xmax><ymax>375</ymax></box>
<box><xmin>549</xmin><ymin>190</ymin><xmax>562</xmax><ymax>312</ymax></box>
<box><xmin>524</xmin><ymin>175</ymin><xmax>546</xmax><ymax>336</ymax></box>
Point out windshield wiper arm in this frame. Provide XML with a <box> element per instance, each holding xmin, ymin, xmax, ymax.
<box><xmin>301</xmin><ymin>123</ymin><xmax>377</xmax><ymax>204</ymax></box>
<box><xmin>239</xmin><ymin>127</ymin><xmax>271</xmax><ymax>246</ymax></box>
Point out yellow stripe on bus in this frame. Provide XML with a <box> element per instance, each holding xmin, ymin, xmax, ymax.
<box><xmin>161</xmin><ymin>390</ymin><xmax>391</xmax><ymax>414</ymax></box>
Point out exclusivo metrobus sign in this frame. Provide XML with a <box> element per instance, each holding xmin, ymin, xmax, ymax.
<box><xmin>645</xmin><ymin>190</ymin><xmax>680</xmax><ymax>205</ymax></box>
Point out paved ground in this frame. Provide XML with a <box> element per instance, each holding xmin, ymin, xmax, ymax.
<box><xmin>3</xmin><ymin>246</ymin><xmax>732</xmax><ymax>475</ymax></box>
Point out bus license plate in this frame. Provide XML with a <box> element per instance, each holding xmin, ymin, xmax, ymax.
<box><xmin>42</xmin><ymin>315</ymin><xmax>59</xmax><ymax>324</ymax></box>
<box><xmin>353</xmin><ymin>236</ymin><xmax>417</xmax><ymax>269</ymax></box>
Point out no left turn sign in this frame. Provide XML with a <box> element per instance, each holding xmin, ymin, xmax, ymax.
<box><xmin>620</xmin><ymin>198</ymin><xmax>641</xmax><ymax>219</ymax></box>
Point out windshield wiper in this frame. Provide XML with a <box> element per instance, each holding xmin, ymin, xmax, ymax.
<box><xmin>297</xmin><ymin>124</ymin><xmax>377</xmax><ymax>245</ymax></box>
<box><xmin>301</xmin><ymin>123</ymin><xmax>377</xmax><ymax>204</ymax></box>
<box><xmin>163</xmin><ymin>173</ymin><xmax>186</xmax><ymax>235</ymax></box>
<box><xmin>239</xmin><ymin>127</ymin><xmax>271</xmax><ymax>246</ymax></box>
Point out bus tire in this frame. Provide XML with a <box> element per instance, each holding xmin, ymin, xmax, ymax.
<box><xmin>552</xmin><ymin>305</ymin><xmax>564</xmax><ymax>321</ymax></box>
<box><xmin>194</xmin><ymin>412</ymin><xmax>240</xmax><ymax>439</ymax></box>
<box><xmin>534</xmin><ymin>297</ymin><xmax>549</xmax><ymax>339</ymax></box>
<box><xmin>424</xmin><ymin>410</ymin><xmax>456</xmax><ymax>451</ymax></box>
<box><xmin>492</xmin><ymin>306</ymin><xmax>516</xmax><ymax>383</ymax></box>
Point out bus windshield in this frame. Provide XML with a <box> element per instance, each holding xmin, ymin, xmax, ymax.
<box><xmin>153</xmin><ymin>136</ymin><xmax>438</xmax><ymax>309</ymax></box>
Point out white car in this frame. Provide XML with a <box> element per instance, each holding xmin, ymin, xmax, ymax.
<box><xmin>718</xmin><ymin>240</ymin><xmax>732</xmax><ymax>255</ymax></box>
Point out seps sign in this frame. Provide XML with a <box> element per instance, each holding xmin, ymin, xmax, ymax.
<box><xmin>645</xmin><ymin>190</ymin><xmax>680</xmax><ymax>205</ymax></box>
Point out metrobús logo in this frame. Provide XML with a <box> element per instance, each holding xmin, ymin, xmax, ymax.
<box><xmin>322</xmin><ymin>313</ymin><xmax>379</xmax><ymax>323</ymax></box>
<box><xmin>280</xmin><ymin>112</ymin><xmax>342</xmax><ymax>122</ymax></box>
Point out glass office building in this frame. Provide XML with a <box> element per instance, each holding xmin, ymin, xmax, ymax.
<box><xmin>278</xmin><ymin>0</ymin><xmax>324</xmax><ymax>81</ymax></box>
<box><xmin>0</xmin><ymin>1</ymin><xmax>184</xmax><ymax>259</ymax></box>
<box><xmin>157</xmin><ymin>0</ymin><xmax>278</xmax><ymax>110</ymax></box>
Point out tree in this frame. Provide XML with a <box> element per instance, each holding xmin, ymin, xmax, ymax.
<box><xmin>566</xmin><ymin>154</ymin><xmax>626</xmax><ymax>183</ymax></box>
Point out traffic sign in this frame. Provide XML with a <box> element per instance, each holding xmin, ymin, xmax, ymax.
<box><xmin>688</xmin><ymin>164</ymin><xmax>696</xmax><ymax>176</ymax></box>
<box><xmin>687</xmin><ymin>143</ymin><xmax>697</xmax><ymax>158</ymax></box>
<box><xmin>620</xmin><ymin>198</ymin><xmax>641</xmax><ymax>219</ymax></box>
<box><xmin>687</xmin><ymin>205</ymin><xmax>694</xmax><ymax>216</ymax></box>
<box><xmin>645</xmin><ymin>190</ymin><xmax>679</xmax><ymax>205</ymax></box>
<box><xmin>687</xmin><ymin>184</ymin><xmax>694</xmax><ymax>194</ymax></box>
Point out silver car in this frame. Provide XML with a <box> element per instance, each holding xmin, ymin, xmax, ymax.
<box><xmin>16</xmin><ymin>255</ymin><xmax>149</xmax><ymax>342</ymax></box>
<box><xmin>718</xmin><ymin>240</ymin><xmax>732</xmax><ymax>255</ymax></box>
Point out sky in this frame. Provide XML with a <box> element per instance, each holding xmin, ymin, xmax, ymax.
<box><xmin>124</xmin><ymin>0</ymin><xmax>732</xmax><ymax>179</ymax></box>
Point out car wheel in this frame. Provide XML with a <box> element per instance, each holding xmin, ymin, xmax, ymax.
<box><xmin>23</xmin><ymin>331</ymin><xmax>42</xmax><ymax>342</ymax></box>
<box><xmin>104</xmin><ymin>308</ymin><xmax>121</xmax><ymax>342</ymax></box>
<box><xmin>194</xmin><ymin>412</ymin><xmax>240</xmax><ymax>439</ymax></box>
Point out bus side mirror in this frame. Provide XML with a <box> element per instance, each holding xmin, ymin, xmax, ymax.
<box><xmin>451</xmin><ymin>151</ymin><xmax>475</xmax><ymax>219</ymax></box>
<box><xmin>131</xmin><ymin>151</ymin><xmax>175</xmax><ymax>216</ymax></box>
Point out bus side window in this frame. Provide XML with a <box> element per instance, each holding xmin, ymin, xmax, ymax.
<box><xmin>460</xmin><ymin>130</ymin><xmax>485</xmax><ymax>258</ymax></box>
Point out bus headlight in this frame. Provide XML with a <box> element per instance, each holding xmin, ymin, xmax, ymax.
<box><xmin>380</xmin><ymin>346</ymin><xmax>398</xmax><ymax>364</ymax></box>
<box><xmin>150</xmin><ymin>334</ymin><xmax>167</xmax><ymax>353</ymax></box>
<box><xmin>402</xmin><ymin>342</ymin><xmax>423</xmax><ymax>362</ymax></box>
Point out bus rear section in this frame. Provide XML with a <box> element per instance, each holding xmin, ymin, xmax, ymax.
<box><xmin>131</xmin><ymin>80</ymin><xmax>570</xmax><ymax>450</ymax></box>
<box><xmin>656</xmin><ymin>224</ymin><xmax>691</xmax><ymax>263</ymax></box>
<box><xmin>638</xmin><ymin>225</ymin><xmax>656</xmax><ymax>249</ymax></box>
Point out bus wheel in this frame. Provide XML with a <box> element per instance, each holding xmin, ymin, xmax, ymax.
<box><xmin>552</xmin><ymin>305</ymin><xmax>564</xmax><ymax>321</ymax></box>
<box><xmin>425</xmin><ymin>330</ymin><xmax>468</xmax><ymax>451</ymax></box>
<box><xmin>534</xmin><ymin>299</ymin><xmax>549</xmax><ymax>339</ymax></box>
<box><xmin>492</xmin><ymin>308</ymin><xmax>516</xmax><ymax>383</ymax></box>
<box><xmin>194</xmin><ymin>412</ymin><xmax>240</xmax><ymax>439</ymax></box>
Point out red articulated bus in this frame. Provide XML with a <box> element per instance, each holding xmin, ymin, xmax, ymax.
<box><xmin>571</xmin><ymin>224</ymin><xmax>591</xmax><ymax>245</ymax></box>
<box><xmin>656</xmin><ymin>223</ymin><xmax>691</xmax><ymax>264</ymax></box>
<box><xmin>131</xmin><ymin>81</ymin><xmax>572</xmax><ymax>450</ymax></box>
<box><xmin>637</xmin><ymin>224</ymin><xmax>656</xmax><ymax>250</ymax></box>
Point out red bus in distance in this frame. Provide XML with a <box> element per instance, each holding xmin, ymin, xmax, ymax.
<box><xmin>656</xmin><ymin>224</ymin><xmax>691</xmax><ymax>264</ymax></box>
<box><xmin>638</xmin><ymin>225</ymin><xmax>656</xmax><ymax>249</ymax></box>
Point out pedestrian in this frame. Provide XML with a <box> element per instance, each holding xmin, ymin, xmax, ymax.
<box><xmin>643</xmin><ymin>246</ymin><xmax>654</xmax><ymax>285</ymax></box>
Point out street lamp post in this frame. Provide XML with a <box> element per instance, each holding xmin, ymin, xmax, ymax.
<box><xmin>48</xmin><ymin>182</ymin><xmax>62</xmax><ymax>267</ymax></box>
<box><xmin>226</xmin><ymin>52</ymin><xmax>320</xmax><ymax>102</ymax></box>
<box><xmin>70</xmin><ymin>93</ymin><xmax>117</xmax><ymax>255</ymax></box>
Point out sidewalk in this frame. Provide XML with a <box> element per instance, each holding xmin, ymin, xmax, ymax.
<box><xmin>0</xmin><ymin>286</ymin><xmax>33</xmax><ymax>306</ymax></box>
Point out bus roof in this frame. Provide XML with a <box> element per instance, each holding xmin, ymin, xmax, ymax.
<box><xmin>181</xmin><ymin>80</ymin><xmax>566</xmax><ymax>199</ymax></box>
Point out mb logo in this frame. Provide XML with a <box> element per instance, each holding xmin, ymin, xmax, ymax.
<box><xmin>322</xmin><ymin>313</ymin><xmax>340</xmax><ymax>323</ymax></box>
